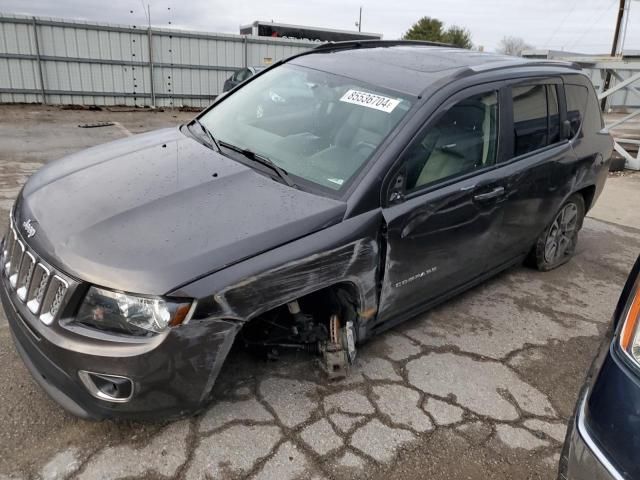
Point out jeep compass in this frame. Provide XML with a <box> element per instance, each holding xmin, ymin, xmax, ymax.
<box><xmin>1</xmin><ymin>41</ymin><xmax>612</xmax><ymax>419</ymax></box>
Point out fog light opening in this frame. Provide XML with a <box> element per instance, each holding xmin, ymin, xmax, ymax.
<box><xmin>78</xmin><ymin>370</ymin><xmax>134</xmax><ymax>403</ymax></box>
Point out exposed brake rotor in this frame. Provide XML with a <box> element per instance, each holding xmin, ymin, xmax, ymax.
<box><xmin>320</xmin><ymin>314</ymin><xmax>356</xmax><ymax>379</ymax></box>
<box><xmin>329</xmin><ymin>314</ymin><xmax>340</xmax><ymax>345</ymax></box>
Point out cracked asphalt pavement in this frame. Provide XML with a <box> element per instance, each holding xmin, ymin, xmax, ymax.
<box><xmin>1</xmin><ymin>105</ymin><xmax>638</xmax><ymax>480</ymax></box>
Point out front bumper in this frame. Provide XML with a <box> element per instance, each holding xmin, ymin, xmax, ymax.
<box><xmin>2</xmin><ymin>269</ymin><xmax>240</xmax><ymax>420</ymax></box>
<box><xmin>561</xmin><ymin>390</ymin><xmax>624</xmax><ymax>480</ymax></box>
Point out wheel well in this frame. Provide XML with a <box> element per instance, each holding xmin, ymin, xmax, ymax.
<box><xmin>576</xmin><ymin>185</ymin><xmax>596</xmax><ymax>212</ymax></box>
<box><xmin>265</xmin><ymin>281</ymin><xmax>361</xmax><ymax>323</ymax></box>
<box><xmin>237</xmin><ymin>282</ymin><xmax>361</xmax><ymax>352</ymax></box>
<box><xmin>295</xmin><ymin>282</ymin><xmax>361</xmax><ymax>328</ymax></box>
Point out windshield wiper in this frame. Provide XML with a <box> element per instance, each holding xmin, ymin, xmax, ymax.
<box><xmin>189</xmin><ymin>118</ymin><xmax>221</xmax><ymax>153</ymax></box>
<box><xmin>218</xmin><ymin>140</ymin><xmax>296</xmax><ymax>188</ymax></box>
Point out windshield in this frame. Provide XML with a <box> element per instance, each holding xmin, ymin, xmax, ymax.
<box><xmin>200</xmin><ymin>64</ymin><xmax>412</xmax><ymax>192</ymax></box>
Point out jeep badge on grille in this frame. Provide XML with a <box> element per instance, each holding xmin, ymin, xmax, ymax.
<box><xmin>22</xmin><ymin>219</ymin><xmax>36</xmax><ymax>238</ymax></box>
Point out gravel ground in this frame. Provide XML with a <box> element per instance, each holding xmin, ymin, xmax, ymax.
<box><xmin>0</xmin><ymin>105</ymin><xmax>637</xmax><ymax>480</ymax></box>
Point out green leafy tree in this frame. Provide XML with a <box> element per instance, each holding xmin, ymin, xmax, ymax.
<box><xmin>442</xmin><ymin>26</ymin><xmax>473</xmax><ymax>49</ymax></box>
<box><xmin>402</xmin><ymin>17</ymin><xmax>473</xmax><ymax>49</ymax></box>
<box><xmin>402</xmin><ymin>17</ymin><xmax>445</xmax><ymax>42</ymax></box>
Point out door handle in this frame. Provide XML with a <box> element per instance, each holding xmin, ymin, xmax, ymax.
<box><xmin>473</xmin><ymin>186</ymin><xmax>505</xmax><ymax>202</ymax></box>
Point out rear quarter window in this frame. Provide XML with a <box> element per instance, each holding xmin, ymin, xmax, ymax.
<box><xmin>584</xmin><ymin>84</ymin><xmax>605</xmax><ymax>133</ymax></box>
<box><xmin>564</xmin><ymin>84</ymin><xmax>588</xmax><ymax>138</ymax></box>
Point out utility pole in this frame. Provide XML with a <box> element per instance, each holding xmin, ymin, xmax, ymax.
<box><xmin>610</xmin><ymin>0</ymin><xmax>626</xmax><ymax>57</ymax></box>
<box><xmin>355</xmin><ymin>7</ymin><xmax>362</xmax><ymax>32</ymax></box>
<box><xmin>602</xmin><ymin>0</ymin><xmax>627</xmax><ymax>109</ymax></box>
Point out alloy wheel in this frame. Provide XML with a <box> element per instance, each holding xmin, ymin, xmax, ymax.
<box><xmin>544</xmin><ymin>202</ymin><xmax>579</xmax><ymax>263</ymax></box>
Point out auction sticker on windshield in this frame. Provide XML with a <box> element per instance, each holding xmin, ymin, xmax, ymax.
<box><xmin>340</xmin><ymin>89</ymin><xmax>401</xmax><ymax>113</ymax></box>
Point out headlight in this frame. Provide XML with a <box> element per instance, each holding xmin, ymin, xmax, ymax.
<box><xmin>75</xmin><ymin>287</ymin><xmax>193</xmax><ymax>336</ymax></box>
<box><xmin>619</xmin><ymin>285</ymin><xmax>640</xmax><ymax>365</ymax></box>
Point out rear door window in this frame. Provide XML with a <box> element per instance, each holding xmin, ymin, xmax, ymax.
<box><xmin>548</xmin><ymin>85</ymin><xmax>561</xmax><ymax>144</ymax></box>
<box><xmin>512</xmin><ymin>85</ymin><xmax>549</xmax><ymax>156</ymax></box>
<box><xmin>511</xmin><ymin>83</ymin><xmax>564</xmax><ymax>157</ymax></box>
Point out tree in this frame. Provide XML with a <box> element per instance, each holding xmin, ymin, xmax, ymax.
<box><xmin>402</xmin><ymin>17</ymin><xmax>473</xmax><ymax>49</ymax></box>
<box><xmin>443</xmin><ymin>26</ymin><xmax>473</xmax><ymax>49</ymax></box>
<box><xmin>402</xmin><ymin>17</ymin><xmax>445</xmax><ymax>42</ymax></box>
<box><xmin>497</xmin><ymin>36</ymin><xmax>533</xmax><ymax>57</ymax></box>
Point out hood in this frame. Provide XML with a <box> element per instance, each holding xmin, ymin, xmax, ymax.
<box><xmin>16</xmin><ymin>128</ymin><xmax>346</xmax><ymax>295</ymax></box>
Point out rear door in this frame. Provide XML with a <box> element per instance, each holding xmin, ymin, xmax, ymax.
<box><xmin>376</xmin><ymin>83</ymin><xmax>509</xmax><ymax>326</ymax></box>
<box><xmin>490</xmin><ymin>77</ymin><xmax>573</xmax><ymax>265</ymax></box>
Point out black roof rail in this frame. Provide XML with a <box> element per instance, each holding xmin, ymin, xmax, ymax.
<box><xmin>508</xmin><ymin>59</ymin><xmax>582</xmax><ymax>71</ymax></box>
<box><xmin>313</xmin><ymin>39</ymin><xmax>456</xmax><ymax>52</ymax></box>
<box><xmin>467</xmin><ymin>58</ymin><xmax>583</xmax><ymax>75</ymax></box>
<box><xmin>529</xmin><ymin>60</ymin><xmax>582</xmax><ymax>70</ymax></box>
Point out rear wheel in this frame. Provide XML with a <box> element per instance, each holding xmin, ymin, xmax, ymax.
<box><xmin>528</xmin><ymin>194</ymin><xmax>585</xmax><ymax>271</ymax></box>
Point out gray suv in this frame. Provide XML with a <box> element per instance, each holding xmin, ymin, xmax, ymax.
<box><xmin>2</xmin><ymin>41</ymin><xmax>611</xmax><ymax>419</ymax></box>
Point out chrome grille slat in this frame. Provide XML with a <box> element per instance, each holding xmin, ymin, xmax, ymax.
<box><xmin>39</xmin><ymin>275</ymin><xmax>68</xmax><ymax>325</ymax></box>
<box><xmin>4</xmin><ymin>228</ymin><xmax>17</xmax><ymax>275</ymax></box>
<box><xmin>16</xmin><ymin>251</ymin><xmax>35</xmax><ymax>301</ymax></box>
<box><xmin>3</xmin><ymin>228</ymin><xmax>15</xmax><ymax>273</ymax></box>
<box><xmin>26</xmin><ymin>263</ymin><xmax>50</xmax><ymax>315</ymax></box>
<box><xmin>3</xmin><ymin>214</ymin><xmax>72</xmax><ymax>326</ymax></box>
<box><xmin>9</xmin><ymin>239</ymin><xmax>25</xmax><ymax>287</ymax></box>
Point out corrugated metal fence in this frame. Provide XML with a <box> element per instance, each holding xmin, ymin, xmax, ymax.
<box><xmin>0</xmin><ymin>13</ymin><xmax>318</xmax><ymax>108</ymax></box>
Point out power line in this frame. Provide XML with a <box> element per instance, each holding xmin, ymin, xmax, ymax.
<box><xmin>544</xmin><ymin>0</ymin><xmax>580</xmax><ymax>47</ymax></box>
<box><xmin>139</xmin><ymin>0</ymin><xmax>149</xmax><ymax>24</ymax></box>
<box><xmin>567</xmin><ymin>0</ymin><xmax>618</xmax><ymax>50</ymax></box>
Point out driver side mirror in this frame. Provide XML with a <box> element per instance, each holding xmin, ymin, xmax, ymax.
<box><xmin>388</xmin><ymin>170</ymin><xmax>406</xmax><ymax>204</ymax></box>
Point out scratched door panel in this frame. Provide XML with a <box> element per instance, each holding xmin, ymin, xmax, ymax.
<box><xmin>377</xmin><ymin>169</ymin><xmax>505</xmax><ymax>325</ymax></box>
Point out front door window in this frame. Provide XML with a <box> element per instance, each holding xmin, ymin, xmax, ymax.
<box><xmin>404</xmin><ymin>91</ymin><xmax>499</xmax><ymax>191</ymax></box>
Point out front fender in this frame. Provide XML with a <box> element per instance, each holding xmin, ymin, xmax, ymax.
<box><xmin>169</xmin><ymin>210</ymin><xmax>383</xmax><ymax>341</ymax></box>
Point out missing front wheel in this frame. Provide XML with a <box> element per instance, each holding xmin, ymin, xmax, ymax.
<box><xmin>238</xmin><ymin>291</ymin><xmax>358</xmax><ymax>379</ymax></box>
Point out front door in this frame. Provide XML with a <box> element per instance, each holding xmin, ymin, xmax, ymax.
<box><xmin>377</xmin><ymin>86</ymin><xmax>508</xmax><ymax>326</ymax></box>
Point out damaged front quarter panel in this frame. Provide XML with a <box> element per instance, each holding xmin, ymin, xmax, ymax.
<box><xmin>170</xmin><ymin>209</ymin><xmax>383</xmax><ymax>346</ymax></box>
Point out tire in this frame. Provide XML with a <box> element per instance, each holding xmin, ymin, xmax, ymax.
<box><xmin>527</xmin><ymin>194</ymin><xmax>585</xmax><ymax>271</ymax></box>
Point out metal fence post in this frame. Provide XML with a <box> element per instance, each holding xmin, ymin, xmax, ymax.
<box><xmin>32</xmin><ymin>16</ymin><xmax>47</xmax><ymax>104</ymax></box>
<box><xmin>243</xmin><ymin>36</ymin><xmax>248</xmax><ymax>68</ymax></box>
<box><xmin>147</xmin><ymin>27</ymin><xmax>156</xmax><ymax>108</ymax></box>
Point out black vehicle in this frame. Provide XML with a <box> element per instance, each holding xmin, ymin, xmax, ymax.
<box><xmin>2</xmin><ymin>41</ymin><xmax>612</xmax><ymax>419</ymax></box>
<box><xmin>222</xmin><ymin>66</ymin><xmax>265</xmax><ymax>92</ymax></box>
<box><xmin>559</xmin><ymin>255</ymin><xmax>640</xmax><ymax>480</ymax></box>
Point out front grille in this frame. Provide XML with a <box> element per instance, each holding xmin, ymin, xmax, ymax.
<box><xmin>3</xmin><ymin>214</ymin><xmax>70</xmax><ymax>326</ymax></box>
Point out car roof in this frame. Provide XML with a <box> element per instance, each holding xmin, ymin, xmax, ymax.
<box><xmin>289</xmin><ymin>42</ymin><xmax>580</xmax><ymax>97</ymax></box>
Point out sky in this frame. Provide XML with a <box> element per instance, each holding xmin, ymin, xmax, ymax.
<box><xmin>1</xmin><ymin>0</ymin><xmax>638</xmax><ymax>54</ymax></box>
